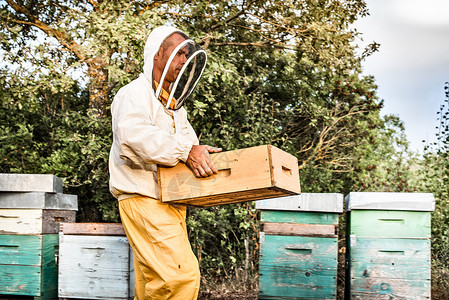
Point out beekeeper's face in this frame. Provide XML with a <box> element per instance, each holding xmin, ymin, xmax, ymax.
<box><xmin>154</xmin><ymin>33</ymin><xmax>188</xmax><ymax>84</ymax></box>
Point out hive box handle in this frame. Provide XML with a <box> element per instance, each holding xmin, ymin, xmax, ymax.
<box><xmin>282</xmin><ymin>166</ymin><xmax>292</xmax><ymax>176</ymax></box>
<box><xmin>378</xmin><ymin>250</ymin><xmax>405</xmax><ymax>256</ymax></box>
<box><xmin>217</xmin><ymin>168</ymin><xmax>231</xmax><ymax>177</ymax></box>
<box><xmin>285</xmin><ymin>247</ymin><xmax>312</xmax><ymax>254</ymax></box>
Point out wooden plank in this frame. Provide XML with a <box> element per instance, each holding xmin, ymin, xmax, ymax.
<box><xmin>58</xmin><ymin>235</ymin><xmax>131</xmax><ymax>299</ymax></box>
<box><xmin>0</xmin><ymin>192</ymin><xmax>78</xmax><ymax>210</ymax></box>
<box><xmin>0</xmin><ymin>235</ymin><xmax>42</xmax><ymax>265</ymax></box>
<box><xmin>349</xmin><ymin>278</ymin><xmax>430</xmax><ymax>299</ymax></box>
<box><xmin>259</xmin><ymin>234</ymin><xmax>338</xmax><ymax>299</ymax></box>
<box><xmin>349</xmin><ymin>210</ymin><xmax>431</xmax><ymax>238</ymax></box>
<box><xmin>59</xmin><ymin>222</ymin><xmax>126</xmax><ymax>236</ymax></box>
<box><xmin>261</xmin><ymin>211</ymin><xmax>339</xmax><ymax>225</ymax></box>
<box><xmin>158</xmin><ymin>145</ymin><xmax>300</xmax><ymax>206</ymax></box>
<box><xmin>0</xmin><ymin>173</ymin><xmax>63</xmax><ymax>193</ymax></box>
<box><xmin>349</xmin><ymin>238</ymin><xmax>430</xmax><ymax>278</ymax></box>
<box><xmin>0</xmin><ymin>265</ymin><xmax>41</xmax><ymax>296</ymax></box>
<box><xmin>256</xmin><ymin>193</ymin><xmax>344</xmax><ymax>213</ymax></box>
<box><xmin>350</xmin><ymin>260</ymin><xmax>430</xmax><ymax>280</ymax></box>
<box><xmin>0</xmin><ymin>209</ymin><xmax>42</xmax><ymax>235</ymax></box>
<box><xmin>262</xmin><ymin>222</ymin><xmax>337</xmax><ymax>237</ymax></box>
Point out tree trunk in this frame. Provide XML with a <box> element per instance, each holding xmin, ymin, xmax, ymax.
<box><xmin>87</xmin><ymin>58</ymin><xmax>109</xmax><ymax>116</ymax></box>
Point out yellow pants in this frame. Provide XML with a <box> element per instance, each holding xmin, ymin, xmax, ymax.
<box><xmin>119</xmin><ymin>196</ymin><xmax>200</xmax><ymax>300</ymax></box>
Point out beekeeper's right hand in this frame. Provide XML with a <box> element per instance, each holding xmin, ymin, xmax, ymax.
<box><xmin>186</xmin><ymin>145</ymin><xmax>222</xmax><ymax>178</ymax></box>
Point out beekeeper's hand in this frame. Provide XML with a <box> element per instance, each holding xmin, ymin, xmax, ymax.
<box><xmin>186</xmin><ymin>145</ymin><xmax>222</xmax><ymax>178</ymax></box>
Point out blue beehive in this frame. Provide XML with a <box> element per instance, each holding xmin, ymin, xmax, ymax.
<box><xmin>345</xmin><ymin>192</ymin><xmax>434</xmax><ymax>299</ymax></box>
<box><xmin>256</xmin><ymin>193</ymin><xmax>343</xmax><ymax>299</ymax></box>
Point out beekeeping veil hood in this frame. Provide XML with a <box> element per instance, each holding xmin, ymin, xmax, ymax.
<box><xmin>143</xmin><ymin>26</ymin><xmax>207</xmax><ymax>110</ymax></box>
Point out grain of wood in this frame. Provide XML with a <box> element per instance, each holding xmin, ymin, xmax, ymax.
<box><xmin>59</xmin><ymin>222</ymin><xmax>126</xmax><ymax>236</ymax></box>
<box><xmin>262</xmin><ymin>222</ymin><xmax>337</xmax><ymax>238</ymax></box>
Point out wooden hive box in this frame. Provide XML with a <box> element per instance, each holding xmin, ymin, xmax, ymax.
<box><xmin>0</xmin><ymin>192</ymin><xmax>78</xmax><ymax>235</ymax></box>
<box><xmin>345</xmin><ymin>192</ymin><xmax>434</xmax><ymax>299</ymax></box>
<box><xmin>0</xmin><ymin>234</ymin><xmax>59</xmax><ymax>299</ymax></box>
<box><xmin>256</xmin><ymin>193</ymin><xmax>343</xmax><ymax>300</ymax></box>
<box><xmin>58</xmin><ymin>223</ymin><xmax>134</xmax><ymax>300</ymax></box>
<box><xmin>158</xmin><ymin>145</ymin><xmax>300</xmax><ymax>207</ymax></box>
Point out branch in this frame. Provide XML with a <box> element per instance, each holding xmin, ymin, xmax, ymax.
<box><xmin>210</xmin><ymin>41</ymin><xmax>297</xmax><ymax>50</ymax></box>
<box><xmin>210</xmin><ymin>0</ymin><xmax>257</xmax><ymax>31</ymax></box>
<box><xmin>5</xmin><ymin>0</ymin><xmax>85</xmax><ymax>61</ymax></box>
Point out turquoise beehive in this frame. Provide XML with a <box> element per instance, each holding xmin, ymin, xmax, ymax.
<box><xmin>256</xmin><ymin>193</ymin><xmax>343</xmax><ymax>299</ymax></box>
<box><xmin>345</xmin><ymin>192</ymin><xmax>435</xmax><ymax>299</ymax></box>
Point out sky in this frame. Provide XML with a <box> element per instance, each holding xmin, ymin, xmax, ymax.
<box><xmin>353</xmin><ymin>0</ymin><xmax>449</xmax><ymax>154</ymax></box>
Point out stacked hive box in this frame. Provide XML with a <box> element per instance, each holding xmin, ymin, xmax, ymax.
<box><xmin>58</xmin><ymin>223</ymin><xmax>134</xmax><ymax>300</ymax></box>
<box><xmin>0</xmin><ymin>173</ymin><xmax>77</xmax><ymax>300</ymax></box>
<box><xmin>256</xmin><ymin>193</ymin><xmax>343</xmax><ymax>299</ymax></box>
<box><xmin>345</xmin><ymin>192</ymin><xmax>435</xmax><ymax>299</ymax></box>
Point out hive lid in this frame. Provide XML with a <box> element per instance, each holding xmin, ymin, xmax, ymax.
<box><xmin>0</xmin><ymin>173</ymin><xmax>63</xmax><ymax>193</ymax></box>
<box><xmin>255</xmin><ymin>193</ymin><xmax>344</xmax><ymax>213</ymax></box>
<box><xmin>0</xmin><ymin>192</ymin><xmax>78</xmax><ymax>210</ymax></box>
<box><xmin>345</xmin><ymin>192</ymin><xmax>435</xmax><ymax>211</ymax></box>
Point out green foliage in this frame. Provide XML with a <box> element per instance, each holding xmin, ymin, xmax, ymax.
<box><xmin>417</xmin><ymin>82</ymin><xmax>449</xmax><ymax>298</ymax></box>
<box><xmin>0</xmin><ymin>0</ymin><xmax>414</xmax><ymax>294</ymax></box>
<box><xmin>187</xmin><ymin>202</ymin><xmax>259</xmax><ymax>289</ymax></box>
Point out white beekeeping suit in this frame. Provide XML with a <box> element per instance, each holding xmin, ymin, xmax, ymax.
<box><xmin>109</xmin><ymin>25</ymin><xmax>206</xmax><ymax>200</ymax></box>
<box><xmin>108</xmin><ymin>25</ymin><xmax>207</xmax><ymax>300</ymax></box>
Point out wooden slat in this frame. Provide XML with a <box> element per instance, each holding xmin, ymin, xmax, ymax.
<box><xmin>262</xmin><ymin>222</ymin><xmax>337</xmax><ymax>237</ymax></box>
<box><xmin>0</xmin><ymin>265</ymin><xmax>41</xmax><ymax>296</ymax></box>
<box><xmin>0</xmin><ymin>209</ymin><xmax>42</xmax><ymax>235</ymax></box>
<box><xmin>0</xmin><ymin>235</ymin><xmax>42</xmax><ymax>266</ymax></box>
<box><xmin>350</xmin><ymin>278</ymin><xmax>430</xmax><ymax>299</ymax></box>
<box><xmin>59</xmin><ymin>222</ymin><xmax>126</xmax><ymax>236</ymax></box>
<box><xmin>158</xmin><ymin>145</ymin><xmax>300</xmax><ymax>207</ymax></box>
<box><xmin>350</xmin><ymin>210</ymin><xmax>431</xmax><ymax>238</ymax></box>
<box><xmin>261</xmin><ymin>210</ymin><xmax>339</xmax><ymax>225</ymax></box>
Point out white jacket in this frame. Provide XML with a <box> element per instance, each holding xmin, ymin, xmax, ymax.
<box><xmin>109</xmin><ymin>26</ymin><xmax>199</xmax><ymax>200</ymax></box>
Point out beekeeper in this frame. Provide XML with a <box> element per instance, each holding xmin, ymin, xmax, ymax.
<box><xmin>109</xmin><ymin>25</ymin><xmax>221</xmax><ymax>299</ymax></box>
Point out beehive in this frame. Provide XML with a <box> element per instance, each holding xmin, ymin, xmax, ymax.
<box><xmin>0</xmin><ymin>174</ymin><xmax>77</xmax><ymax>300</ymax></box>
<box><xmin>345</xmin><ymin>192</ymin><xmax>434</xmax><ymax>299</ymax></box>
<box><xmin>256</xmin><ymin>193</ymin><xmax>343</xmax><ymax>299</ymax></box>
<box><xmin>158</xmin><ymin>145</ymin><xmax>301</xmax><ymax>207</ymax></box>
<box><xmin>58</xmin><ymin>223</ymin><xmax>134</xmax><ymax>300</ymax></box>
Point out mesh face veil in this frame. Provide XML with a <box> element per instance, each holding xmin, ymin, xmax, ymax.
<box><xmin>155</xmin><ymin>38</ymin><xmax>207</xmax><ymax>110</ymax></box>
